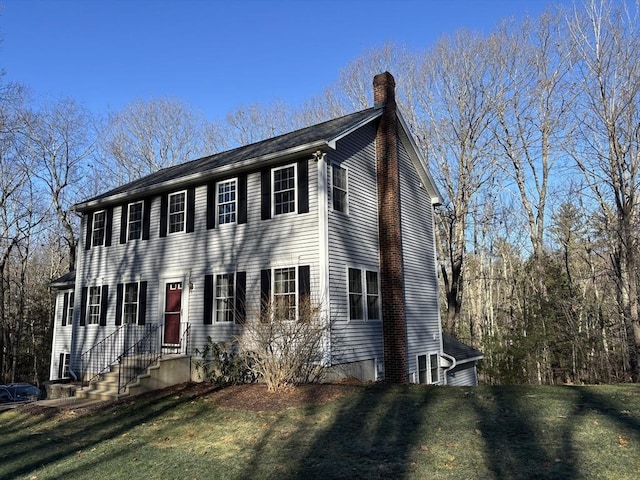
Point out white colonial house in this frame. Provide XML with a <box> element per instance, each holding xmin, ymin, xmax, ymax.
<box><xmin>49</xmin><ymin>72</ymin><xmax>482</xmax><ymax>396</ymax></box>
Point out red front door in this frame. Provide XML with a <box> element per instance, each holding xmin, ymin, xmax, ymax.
<box><xmin>164</xmin><ymin>282</ymin><xmax>182</xmax><ymax>344</ymax></box>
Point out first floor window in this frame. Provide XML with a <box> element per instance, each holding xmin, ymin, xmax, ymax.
<box><xmin>215</xmin><ymin>273</ymin><xmax>235</xmax><ymax>322</ymax></box>
<box><xmin>168</xmin><ymin>191</ymin><xmax>186</xmax><ymax>233</ymax></box>
<box><xmin>88</xmin><ymin>286</ymin><xmax>102</xmax><ymax>325</ymax></box>
<box><xmin>430</xmin><ymin>353</ymin><xmax>440</xmax><ymax>383</ymax></box>
<box><xmin>332</xmin><ymin>165</ymin><xmax>348</xmax><ymax>213</ymax></box>
<box><xmin>92</xmin><ymin>210</ymin><xmax>106</xmax><ymax>246</ymax></box>
<box><xmin>58</xmin><ymin>353</ymin><xmax>71</xmax><ymax>379</ymax></box>
<box><xmin>128</xmin><ymin>201</ymin><xmax>143</xmax><ymax>240</ymax></box>
<box><xmin>274</xmin><ymin>267</ymin><xmax>296</xmax><ymax>320</ymax></box>
<box><xmin>217</xmin><ymin>179</ymin><xmax>237</xmax><ymax>225</ymax></box>
<box><xmin>348</xmin><ymin>268</ymin><xmax>380</xmax><ymax>321</ymax></box>
<box><xmin>123</xmin><ymin>283</ymin><xmax>139</xmax><ymax>324</ymax></box>
<box><xmin>273</xmin><ymin>165</ymin><xmax>296</xmax><ymax>215</ymax></box>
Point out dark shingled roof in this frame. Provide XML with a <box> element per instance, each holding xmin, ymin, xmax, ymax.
<box><xmin>80</xmin><ymin>107</ymin><xmax>381</xmax><ymax>208</ymax></box>
<box><xmin>443</xmin><ymin>333</ymin><xmax>484</xmax><ymax>364</ymax></box>
<box><xmin>50</xmin><ymin>270</ymin><xmax>76</xmax><ymax>289</ymax></box>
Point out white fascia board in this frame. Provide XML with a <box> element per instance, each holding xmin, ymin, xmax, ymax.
<box><xmin>326</xmin><ymin>108</ymin><xmax>383</xmax><ymax>149</ymax></box>
<box><xmin>74</xmin><ymin>140</ymin><xmax>329</xmax><ymax>211</ymax></box>
<box><xmin>396</xmin><ymin>109</ymin><xmax>443</xmax><ymax>206</ymax></box>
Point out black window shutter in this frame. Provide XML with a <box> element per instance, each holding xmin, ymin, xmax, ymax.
<box><xmin>260</xmin><ymin>269</ymin><xmax>271</xmax><ymax>322</ymax></box>
<box><xmin>85</xmin><ymin>213</ymin><xmax>93</xmax><ymax>250</ymax></box>
<box><xmin>204</xmin><ymin>274</ymin><xmax>214</xmax><ymax>324</ymax></box>
<box><xmin>138</xmin><ymin>281</ymin><xmax>147</xmax><ymax>325</ymax></box>
<box><xmin>298</xmin><ymin>159</ymin><xmax>309</xmax><ymax>214</ymax></box>
<box><xmin>299</xmin><ymin>265</ymin><xmax>311</xmax><ymax>301</ymax></box>
<box><xmin>62</xmin><ymin>292</ymin><xmax>69</xmax><ymax>326</ymax></box>
<box><xmin>115</xmin><ymin>283</ymin><xmax>123</xmax><ymax>326</ymax></box>
<box><xmin>80</xmin><ymin>287</ymin><xmax>88</xmax><ymax>326</ymax></box>
<box><xmin>105</xmin><ymin>207</ymin><xmax>113</xmax><ymax>247</ymax></box>
<box><xmin>142</xmin><ymin>198</ymin><xmax>151</xmax><ymax>240</ymax></box>
<box><xmin>58</xmin><ymin>353</ymin><xmax>65</xmax><ymax>379</ymax></box>
<box><xmin>235</xmin><ymin>271</ymin><xmax>246</xmax><ymax>324</ymax></box>
<box><xmin>261</xmin><ymin>169</ymin><xmax>271</xmax><ymax>220</ymax></box>
<box><xmin>120</xmin><ymin>204</ymin><xmax>128</xmax><ymax>244</ymax></box>
<box><xmin>99</xmin><ymin>285</ymin><xmax>109</xmax><ymax>326</ymax></box>
<box><xmin>238</xmin><ymin>174</ymin><xmax>247</xmax><ymax>224</ymax></box>
<box><xmin>186</xmin><ymin>187</ymin><xmax>196</xmax><ymax>233</ymax></box>
<box><xmin>159</xmin><ymin>193</ymin><xmax>168</xmax><ymax>237</ymax></box>
<box><xmin>206</xmin><ymin>182</ymin><xmax>216</xmax><ymax>230</ymax></box>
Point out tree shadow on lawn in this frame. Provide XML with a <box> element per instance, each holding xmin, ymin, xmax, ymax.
<box><xmin>0</xmin><ymin>383</ymin><xmax>218</xmax><ymax>479</ymax></box>
<box><xmin>471</xmin><ymin>385</ymin><xmax>640</xmax><ymax>480</ymax></box>
<box><xmin>238</xmin><ymin>382</ymin><xmax>434</xmax><ymax>480</ymax></box>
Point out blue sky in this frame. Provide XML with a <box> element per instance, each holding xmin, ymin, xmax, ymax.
<box><xmin>0</xmin><ymin>0</ymin><xmax>574</xmax><ymax>120</ymax></box>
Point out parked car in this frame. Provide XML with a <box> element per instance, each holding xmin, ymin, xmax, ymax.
<box><xmin>1</xmin><ymin>383</ymin><xmax>43</xmax><ymax>402</ymax></box>
<box><xmin>0</xmin><ymin>386</ymin><xmax>13</xmax><ymax>403</ymax></box>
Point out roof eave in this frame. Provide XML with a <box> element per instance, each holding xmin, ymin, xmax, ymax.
<box><xmin>326</xmin><ymin>108</ymin><xmax>383</xmax><ymax>149</ymax></box>
<box><xmin>74</xmin><ymin>140</ymin><xmax>330</xmax><ymax>211</ymax></box>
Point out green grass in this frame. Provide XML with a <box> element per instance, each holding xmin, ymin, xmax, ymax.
<box><xmin>1</xmin><ymin>383</ymin><xmax>639</xmax><ymax>479</ymax></box>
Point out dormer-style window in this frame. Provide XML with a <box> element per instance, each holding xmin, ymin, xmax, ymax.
<box><xmin>217</xmin><ymin>179</ymin><xmax>237</xmax><ymax>225</ymax></box>
<box><xmin>332</xmin><ymin>165</ymin><xmax>348</xmax><ymax>213</ymax></box>
<box><xmin>168</xmin><ymin>191</ymin><xmax>186</xmax><ymax>234</ymax></box>
<box><xmin>273</xmin><ymin>164</ymin><xmax>297</xmax><ymax>215</ymax></box>
<box><xmin>91</xmin><ymin>211</ymin><xmax>106</xmax><ymax>247</ymax></box>
<box><xmin>127</xmin><ymin>201</ymin><xmax>143</xmax><ymax>240</ymax></box>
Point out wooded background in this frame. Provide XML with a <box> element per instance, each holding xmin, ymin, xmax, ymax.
<box><xmin>2</xmin><ymin>0</ymin><xmax>639</xmax><ymax>385</ymax></box>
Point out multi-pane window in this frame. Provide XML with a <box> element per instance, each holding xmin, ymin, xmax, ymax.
<box><xmin>128</xmin><ymin>201</ymin><xmax>143</xmax><ymax>241</ymax></box>
<box><xmin>215</xmin><ymin>274</ymin><xmax>235</xmax><ymax>322</ymax></box>
<box><xmin>348</xmin><ymin>268</ymin><xmax>380</xmax><ymax>321</ymax></box>
<box><xmin>274</xmin><ymin>267</ymin><xmax>296</xmax><ymax>320</ymax></box>
<box><xmin>332</xmin><ymin>165</ymin><xmax>348</xmax><ymax>213</ymax></box>
<box><xmin>123</xmin><ymin>283</ymin><xmax>139</xmax><ymax>324</ymax></box>
<box><xmin>92</xmin><ymin>211</ymin><xmax>106</xmax><ymax>247</ymax></box>
<box><xmin>273</xmin><ymin>165</ymin><xmax>296</xmax><ymax>215</ymax></box>
<box><xmin>168</xmin><ymin>191</ymin><xmax>186</xmax><ymax>233</ymax></box>
<box><xmin>417</xmin><ymin>354</ymin><xmax>440</xmax><ymax>384</ymax></box>
<box><xmin>348</xmin><ymin>269</ymin><xmax>364</xmax><ymax>320</ymax></box>
<box><xmin>87</xmin><ymin>286</ymin><xmax>102</xmax><ymax>325</ymax></box>
<box><xmin>63</xmin><ymin>291</ymin><xmax>74</xmax><ymax>326</ymax></box>
<box><xmin>217</xmin><ymin>179</ymin><xmax>237</xmax><ymax>225</ymax></box>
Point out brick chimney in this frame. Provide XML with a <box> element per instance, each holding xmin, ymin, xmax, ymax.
<box><xmin>374</xmin><ymin>72</ymin><xmax>408</xmax><ymax>383</ymax></box>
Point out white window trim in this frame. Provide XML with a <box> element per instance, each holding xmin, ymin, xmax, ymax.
<box><xmin>346</xmin><ymin>266</ymin><xmax>381</xmax><ymax>322</ymax></box>
<box><xmin>216</xmin><ymin>178</ymin><xmax>238</xmax><ymax>227</ymax></box>
<box><xmin>91</xmin><ymin>210</ymin><xmax>106</xmax><ymax>247</ymax></box>
<box><xmin>416</xmin><ymin>353</ymin><xmax>441</xmax><ymax>385</ymax></box>
<box><xmin>331</xmin><ymin>164</ymin><xmax>349</xmax><ymax>214</ymax></box>
<box><xmin>60</xmin><ymin>352</ymin><xmax>71</xmax><ymax>379</ymax></box>
<box><xmin>272</xmin><ymin>163</ymin><xmax>298</xmax><ymax>217</ymax></box>
<box><xmin>123</xmin><ymin>281</ymin><xmax>140</xmax><ymax>325</ymax></box>
<box><xmin>127</xmin><ymin>201</ymin><xmax>144</xmax><ymax>241</ymax></box>
<box><xmin>87</xmin><ymin>285</ymin><xmax>102</xmax><ymax>326</ymax></box>
<box><xmin>214</xmin><ymin>272</ymin><xmax>236</xmax><ymax>322</ymax></box>
<box><xmin>168</xmin><ymin>190</ymin><xmax>187</xmax><ymax>234</ymax></box>
<box><xmin>272</xmin><ymin>266</ymin><xmax>299</xmax><ymax>322</ymax></box>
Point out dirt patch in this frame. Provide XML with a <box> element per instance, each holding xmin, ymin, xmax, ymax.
<box><xmin>15</xmin><ymin>381</ymin><xmax>366</xmax><ymax>417</ymax></box>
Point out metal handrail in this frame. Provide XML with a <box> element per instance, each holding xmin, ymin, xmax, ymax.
<box><xmin>80</xmin><ymin>324</ymin><xmax>127</xmax><ymax>387</ymax></box>
<box><xmin>117</xmin><ymin>324</ymin><xmax>161</xmax><ymax>394</ymax></box>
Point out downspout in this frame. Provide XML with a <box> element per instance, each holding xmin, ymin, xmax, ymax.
<box><xmin>441</xmin><ymin>351</ymin><xmax>457</xmax><ymax>386</ymax></box>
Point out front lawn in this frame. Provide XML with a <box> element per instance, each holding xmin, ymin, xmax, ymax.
<box><xmin>1</xmin><ymin>382</ymin><xmax>639</xmax><ymax>479</ymax></box>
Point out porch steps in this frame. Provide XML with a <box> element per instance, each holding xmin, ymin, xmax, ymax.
<box><xmin>76</xmin><ymin>355</ymin><xmax>191</xmax><ymax>402</ymax></box>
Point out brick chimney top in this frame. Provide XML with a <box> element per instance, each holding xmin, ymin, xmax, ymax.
<box><xmin>373</xmin><ymin>71</ymin><xmax>396</xmax><ymax>107</ymax></box>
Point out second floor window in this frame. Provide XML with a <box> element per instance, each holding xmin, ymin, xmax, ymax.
<box><xmin>332</xmin><ymin>165</ymin><xmax>348</xmax><ymax>213</ymax></box>
<box><xmin>168</xmin><ymin>191</ymin><xmax>186</xmax><ymax>233</ymax></box>
<box><xmin>92</xmin><ymin>211</ymin><xmax>106</xmax><ymax>247</ymax></box>
<box><xmin>127</xmin><ymin>201</ymin><xmax>143</xmax><ymax>240</ymax></box>
<box><xmin>217</xmin><ymin>179</ymin><xmax>237</xmax><ymax>225</ymax></box>
<box><xmin>273</xmin><ymin>165</ymin><xmax>296</xmax><ymax>215</ymax></box>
